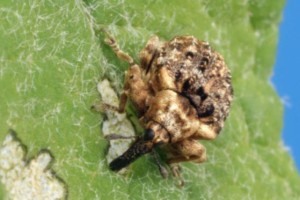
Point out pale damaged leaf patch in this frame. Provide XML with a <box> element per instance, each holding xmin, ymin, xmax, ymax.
<box><xmin>0</xmin><ymin>131</ymin><xmax>67</xmax><ymax>200</ymax></box>
<box><xmin>97</xmin><ymin>79</ymin><xmax>135</xmax><ymax>172</ymax></box>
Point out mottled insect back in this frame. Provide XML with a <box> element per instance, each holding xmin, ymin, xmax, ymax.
<box><xmin>102</xmin><ymin>33</ymin><xmax>233</xmax><ymax>183</ymax></box>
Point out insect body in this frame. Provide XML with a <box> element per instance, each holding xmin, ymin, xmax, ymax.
<box><xmin>104</xmin><ymin>34</ymin><xmax>233</xmax><ymax>178</ymax></box>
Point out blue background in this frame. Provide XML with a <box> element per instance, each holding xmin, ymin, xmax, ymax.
<box><xmin>273</xmin><ymin>0</ymin><xmax>300</xmax><ymax>172</ymax></box>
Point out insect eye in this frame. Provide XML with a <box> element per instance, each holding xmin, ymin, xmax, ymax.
<box><xmin>144</xmin><ymin>129</ymin><xmax>155</xmax><ymax>141</ymax></box>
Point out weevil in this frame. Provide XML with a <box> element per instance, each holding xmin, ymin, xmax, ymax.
<box><xmin>101</xmin><ymin>32</ymin><xmax>233</xmax><ymax>184</ymax></box>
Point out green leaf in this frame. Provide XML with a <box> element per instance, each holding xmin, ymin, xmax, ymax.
<box><xmin>1</xmin><ymin>0</ymin><xmax>299</xmax><ymax>199</ymax></box>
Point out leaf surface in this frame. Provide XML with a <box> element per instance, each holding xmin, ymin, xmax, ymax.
<box><xmin>1</xmin><ymin>0</ymin><xmax>299</xmax><ymax>199</ymax></box>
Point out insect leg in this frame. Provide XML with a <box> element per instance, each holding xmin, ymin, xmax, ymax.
<box><xmin>170</xmin><ymin>164</ymin><xmax>184</xmax><ymax>187</ymax></box>
<box><xmin>151</xmin><ymin>150</ymin><xmax>168</xmax><ymax>179</ymax></box>
<box><xmin>91</xmin><ymin>91</ymin><xmax>127</xmax><ymax>114</ymax></box>
<box><xmin>103</xmin><ymin>32</ymin><xmax>134</xmax><ymax>65</ymax></box>
<box><xmin>167</xmin><ymin>139</ymin><xmax>207</xmax><ymax>164</ymax></box>
<box><xmin>104</xmin><ymin>134</ymin><xmax>138</xmax><ymax>140</ymax></box>
<box><xmin>91</xmin><ymin>102</ymin><xmax>119</xmax><ymax>112</ymax></box>
<box><xmin>118</xmin><ymin>92</ymin><xmax>128</xmax><ymax>113</ymax></box>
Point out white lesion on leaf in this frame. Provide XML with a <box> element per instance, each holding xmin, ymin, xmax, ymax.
<box><xmin>96</xmin><ymin>79</ymin><xmax>136</xmax><ymax>172</ymax></box>
<box><xmin>0</xmin><ymin>130</ymin><xmax>67</xmax><ymax>200</ymax></box>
